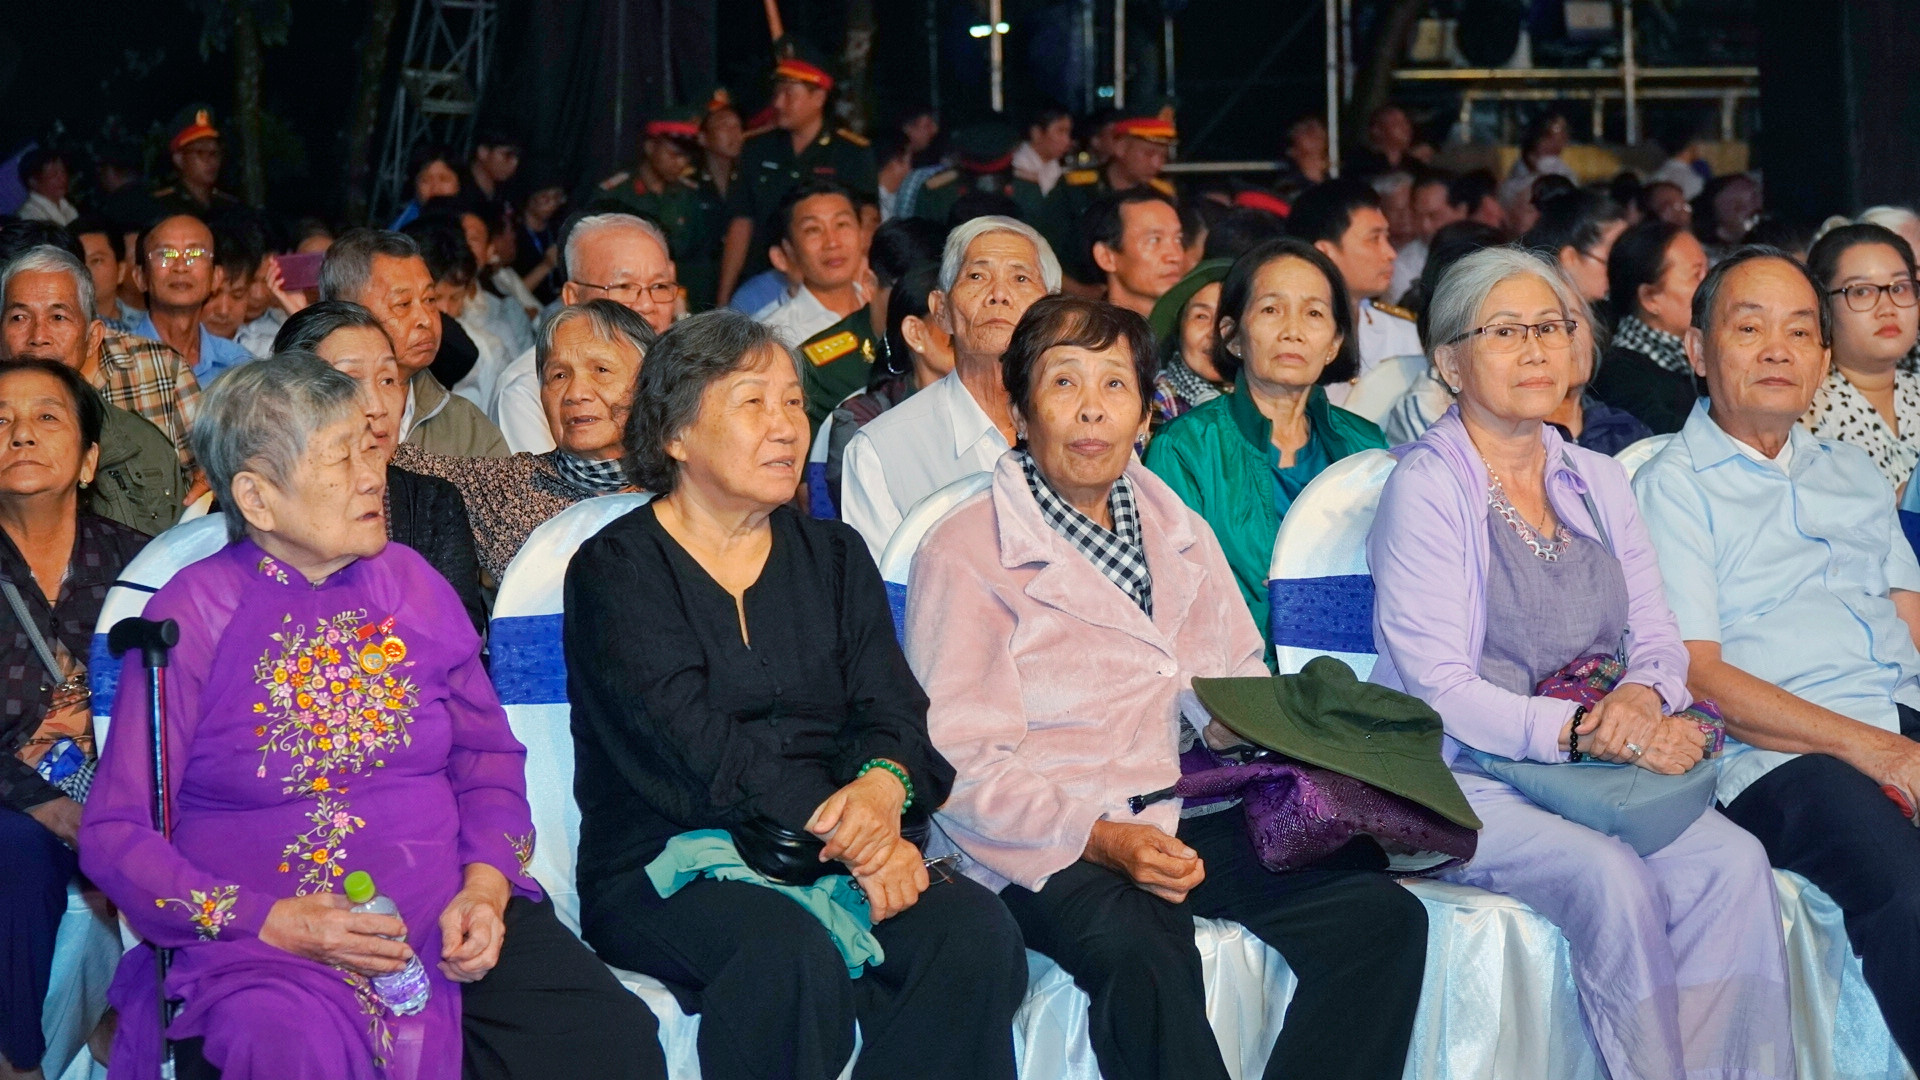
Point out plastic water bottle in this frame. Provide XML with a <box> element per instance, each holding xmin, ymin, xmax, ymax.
<box><xmin>343</xmin><ymin>870</ymin><xmax>431</xmax><ymax>1015</ymax></box>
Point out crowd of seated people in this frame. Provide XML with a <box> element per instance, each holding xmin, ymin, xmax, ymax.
<box><xmin>16</xmin><ymin>64</ymin><xmax>1920</xmax><ymax>1080</ymax></box>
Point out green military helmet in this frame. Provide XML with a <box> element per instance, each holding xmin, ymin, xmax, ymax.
<box><xmin>1110</xmin><ymin>98</ymin><xmax>1179</xmax><ymax>148</ymax></box>
<box><xmin>168</xmin><ymin>104</ymin><xmax>221</xmax><ymax>154</ymax></box>
<box><xmin>951</xmin><ymin>122</ymin><xmax>1021</xmax><ymax>175</ymax></box>
<box><xmin>645</xmin><ymin>103</ymin><xmax>708</xmax><ymax>152</ymax></box>
<box><xmin>772</xmin><ymin>36</ymin><xmax>838</xmax><ymax>92</ymax></box>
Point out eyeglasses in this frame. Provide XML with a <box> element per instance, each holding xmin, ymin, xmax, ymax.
<box><xmin>1446</xmin><ymin>319</ymin><xmax>1579</xmax><ymax>354</ymax></box>
<box><xmin>576</xmin><ymin>280</ymin><xmax>678</xmax><ymax>306</ymax></box>
<box><xmin>146</xmin><ymin>247</ymin><xmax>210</xmax><ymax>268</ymax></box>
<box><xmin>1829</xmin><ymin>280</ymin><xmax>1919</xmax><ymax>312</ymax></box>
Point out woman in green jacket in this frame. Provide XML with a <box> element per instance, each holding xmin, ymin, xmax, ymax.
<box><xmin>1144</xmin><ymin>238</ymin><xmax>1387</xmax><ymax>660</ymax></box>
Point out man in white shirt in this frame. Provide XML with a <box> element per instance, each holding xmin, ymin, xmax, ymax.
<box><xmin>1012</xmin><ymin>104</ymin><xmax>1074</xmax><ymax>196</ymax></box>
<box><xmin>1286</xmin><ymin>178</ymin><xmax>1421</xmax><ymax>384</ymax></box>
<box><xmin>840</xmin><ymin>216</ymin><xmax>1061</xmax><ymax>559</ymax></box>
<box><xmin>15</xmin><ymin>149</ymin><xmax>78</xmax><ymax>226</ymax></box>
<box><xmin>491</xmin><ymin>213</ymin><xmax>677</xmax><ymax>454</ymax></box>
<box><xmin>757</xmin><ymin>180</ymin><xmax>869</xmax><ymax>347</ymax></box>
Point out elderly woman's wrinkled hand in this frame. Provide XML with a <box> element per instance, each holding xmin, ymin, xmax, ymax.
<box><xmin>1084</xmin><ymin>820</ymin><xmax>1207</xmax><ymax>904</ymax></box>
<box><xmin>808</xmin><ymin>766</ymin><xmax>908</xmax><ymax>875</ymax></box>
<box><xmin>437</xmin><ymin>862</ymin><xmax>512</xmax><ymax>983</ymax></box>
<box><xmin>1577</xmin><ymin>683</ymin><xmax>1665</xmax><ymax>764</ymax></box>
<box><xmin>260</xmin><ymin>892</ymin><xmax>414</xmax><ymax>977</ymax></box>
<box><xmin>854</xmin><ymin>838</ymin><xmax>931</xmax><ymax>922</ymax></box>
<box><xmin>1630</xmin><ymin>715</ymin><xmax>1708</xmax><ymax>776</ymax></box>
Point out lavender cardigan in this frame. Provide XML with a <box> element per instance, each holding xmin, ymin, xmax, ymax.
<box><xmin>1368</xmin><ymin>408</ymin><xmax>1694</xmax><ymax>765</ymax></box>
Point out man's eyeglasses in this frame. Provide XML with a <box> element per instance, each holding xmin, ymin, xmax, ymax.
<box><xmin>146</xmin><ymin>247</ymin><xmax>210</xmax><ymax>269</ymax></box>
<box><xmin>1445</xmin><ymin>319</ymin><xmax>1580</xmax><ymax>355</ymax></box>
<box><xmin>576</xmin><ymin>280</ymin><xmax>678</xmax><ymax>306</ymax></box>
<box><xmin>1829</xmin><ymin>280</ymin><xmax>1919</xmax><ymax>312</ymax></box>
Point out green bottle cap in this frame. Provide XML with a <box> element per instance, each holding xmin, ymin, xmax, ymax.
<box><xmin>343</xmin><ymin>870</ymin><xmax>377</xmax><ymax>904</ymax></box>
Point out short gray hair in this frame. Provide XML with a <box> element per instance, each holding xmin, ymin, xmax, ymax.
<box><xmin>1858</xmin><ymin>205</ymin><xmax>1920</xmax><ymax>236</ymax></box>
<box><xmin>1370</xmin><ymin>171</ymin><xmax>1414</xmax><ymax>198</ymax></box>
<box><xmin>624</xmin><ymin>309</ymin><xmax>801</xmax><ymax>494</ymax></box>
<box><xmin>192</xmin><ymin>352</ymin><xmax>366</xmax><ymax>542</ymax></box>
<box><xmin>534</xmin><ymin>299</ymin><xmax>658</xmax><ymax>376</ymax></box>
<box><xmin>563</xmin><ymin>213</ymin><xmax>670</xmax><ymax>279</ymax></box>
<box><xmin>1426</xmin><ymin>246</ymin><xmax>1582</xmax><ymax>361</ymax></box>
<box><xmin>1</xmin><ymin>245</ymin><xmax>95</xmax><ymax>325</ymax></box>
<box><xmin>938</xmin><ymin>216</ymin><xmax>1063</xmax><ymax>295</ymax></box>
<box><xmin>318</xmin><ymin>228</ymin><xmax>421</xmax><ymax>304</ymax></box>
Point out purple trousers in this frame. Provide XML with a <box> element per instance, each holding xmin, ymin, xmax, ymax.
<box><xmin>1444</xmin><ymin>770</ymin><xmax>1794</xmax><ymax>1080</ymax></box>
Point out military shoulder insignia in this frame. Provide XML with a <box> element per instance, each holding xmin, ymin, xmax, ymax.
<box><xmin>1064</xmin><ymin>169</ymin><xmax>1100</xmax><ymax>186</ymax></box>
<box><xmin>744</xmin><ymin>124</ymin><xmax>776</xmax><ymax>139</ymax></box>
<box><xmin>835</xmin><ymin>128</ymin><xmax>870</xmax><ymax>148</ymax></box>
<box><xmin>1374</xmin><ymin>300</ymin><xmax>1416</xmax><ymax>322</ymax></box>
<box><xmin>803</xmin><ymin>331</ymin><xmax>861</xmax><ymax>367</ymax></box>
<box><xmin>598</xmin><ymin>171</ymin><xmax>632</xmax><ymax>190</ymax></box>
<box><xmin>1148</xmin><ymin>177</ymin><xmax>1176</xmax><ymax>197</ymax></box>
<box><xmin>923</xmin><ymin>169</ymin><xmax>958</xmax><ymax>191</ymax></box>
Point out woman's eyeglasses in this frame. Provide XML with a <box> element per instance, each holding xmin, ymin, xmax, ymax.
<box><xmin>1445</xmin><ymin>319</ymin><xmax>1580</xmax><ymax>355</ymax></box>
<box><xmin>1829</xmin><ymin>280</ymin><xmax>1919</xmax><ymax>312</ymax></box>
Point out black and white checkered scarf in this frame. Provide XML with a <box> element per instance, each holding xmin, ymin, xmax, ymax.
<box><xmin>550</xmin><ymin>451</ymin><xmax>631</xmax><ymax>495</ymax></box>
<box><xmin>1018</xmin><ymin>448</ymin><xmax>1153</xmax><ymax>617</ymax></box>
<box><xmin>1612</xmin><ymin>314</ymin><xmax>1691</xmax><ymax>376</ymax></box>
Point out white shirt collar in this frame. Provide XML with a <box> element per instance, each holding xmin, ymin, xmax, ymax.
<box><xmin>1726</xmin><ymin>423</ymin><xmax>1797</xmax><ymax>472</ymax></box>
<box><xmin>934</xmin><ymin>369</ymin><xmax>1008</xmax><ymax>457</ymax></box>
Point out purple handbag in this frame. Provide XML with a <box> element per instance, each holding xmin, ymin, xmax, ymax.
<box><xmin>1136</xmin><ymin>745</ymin><xmax>1478</xmax><ymax>875</ymax></box>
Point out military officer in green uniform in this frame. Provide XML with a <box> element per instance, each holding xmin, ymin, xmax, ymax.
<box><xmin>582</xmin><ymin>104</ymin><xmax>727</xmax><ymax>311</ymax></box>
<box><xmin>716</xmin><ymin>38</ymin><xmax>878</xmax><ymax>306</ymax></box>
<box><xmin>150</xmin><ymin>105</ymin><xmax>244</xmax><ymax>219</ymax></box>
<box><xmin>1036</xmin><ymin>101</ymin><xmax>1180</xmax><ymax>290</ymax></box>
<box><xmin>798</xmin><ymin>307</ymin><xmax>880</xmax><ymax>430</ymax></box>
<box><xmin>913</xmin><ymin>122</ymin><xmax>1046</xmax><ymax>228</ymax></box>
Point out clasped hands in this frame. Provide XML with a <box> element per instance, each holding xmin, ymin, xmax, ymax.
<box><xmin>806</xmin><ymin>764</ymin><xmax>926</xmax><ymax>922</ymax></box>
<box><xmin>1565</xmin><ymin>683</ymin><xmax>1706</xmax><ymax>775</ymax></box>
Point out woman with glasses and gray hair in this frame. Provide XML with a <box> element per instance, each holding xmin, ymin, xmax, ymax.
<box><xmin>78</xmin><ymin>356</ymin><xmax>662</xmax><ymax>1080</ymax></box>
<box><xmin>564</xmin><ymin>308</ymin><xmax>1026</xmax><ymax>1080</ymax></box>
<box><xmin>1801</xmin><ymin>223</ymin><xmax>1920</xmax><ymax>494</ymax></box>
<box><xmin>394</xmin><ymin>299</ymin><xmax>653</xmax><ymax>581</ymax></box>
<box><xmin>1366</xmin><ymin>246</ymin><xmax>1794</xmax><ymax>1079</ymax></box>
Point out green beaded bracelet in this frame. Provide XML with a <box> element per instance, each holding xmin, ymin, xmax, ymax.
<box><xmin>859</xmin><ymin>758</ymin><xmax>915</xmax><ymax>810</ymax></box>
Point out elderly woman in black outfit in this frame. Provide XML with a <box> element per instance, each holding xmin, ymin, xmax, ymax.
<box><xmin>0</xmin><ymin>358</ymin><xmax>148</xmax><ymax>1080</ymax></box>
<box><xmin>274</xmin><ymin>301</ymin><xmax>487</xmax><ymax>629</ymax></box>
<box><xmin>564</xmin><ymin>309</ymin><xmax>1027</xmax><ymax>1080</ymax></box>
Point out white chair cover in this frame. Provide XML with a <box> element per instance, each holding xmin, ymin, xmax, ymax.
<box><xmin>875</xmin><ymin>471</ymin><xmax>991</xmax><ymax>639</ymax></box>
<box><xmin>1264</xmin><ymin>442</ymin><xmax>1914</xmax><ymax>1080</ymax></box>
<box><xmin>1612</xmin><ymin>434</ymin><xmax>1673</xmax><ymax>480</ymax></box>
<box><xmin>1267</xmin><ymin>448</ymin><xmax>1398</xmax><ymax>680</ymax></box>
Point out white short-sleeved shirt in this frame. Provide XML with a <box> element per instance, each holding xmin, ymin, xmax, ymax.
<box><xmin>1634</xmin><ymin>401</ymin><xmax>1920</xmax><ymax>803</ymax></box>
<box><xmin>840</xmin><ymin>370</ymin><xmax>1011</xmax><ymax>561</ymax></box>
<box><xmin>1356</xmin><ymin>297</ymin><xmax>1424</xmax><ymax>378</ymax></box>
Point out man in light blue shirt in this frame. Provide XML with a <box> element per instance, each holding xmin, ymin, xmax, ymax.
<box><xmin>129</xmin><ymin>212</ymin><xmax>254</xmax><ymax>384</ymax></box>
<box><xmin>1635</xmin><ymin>247</ymin><xmax>1920</xmax><ymax>1062</ymax></box>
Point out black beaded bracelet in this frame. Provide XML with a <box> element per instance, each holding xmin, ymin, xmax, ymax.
<box><xmin>1568</xmin><ymin>706</ymin><xmax>1588</xmax><ymax>763</ymax></box>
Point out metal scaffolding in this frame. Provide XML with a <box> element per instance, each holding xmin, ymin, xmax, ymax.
<box><xmin>372</xmin><ymin>0</ymin><xmax>500</xmax><ymax>221</ymax></box>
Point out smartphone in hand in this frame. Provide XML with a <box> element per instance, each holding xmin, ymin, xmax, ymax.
<box><xmin>275</xmin><ymin>251</ymin><xmax>325</xmax><ymax>292</ymax></box>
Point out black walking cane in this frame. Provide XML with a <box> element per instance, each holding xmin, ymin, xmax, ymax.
<box><xmin>110</xmin><ymin>616</ymin><xmax>181</xmax><ymax>1076</ymax></box>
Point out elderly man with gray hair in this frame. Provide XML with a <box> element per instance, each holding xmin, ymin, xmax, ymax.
<box><xmin>320</xmin><ymin>228</ymin><xmax>510</xmax><ymax>459</ymax></box>
<box><xmin>1634</xmin><ymin>245</ymin><xmax>1920</xmax><ymax>1064</ymax></box>
<box><xmin>840</xmin><ymin>216</ymin><xmax>1062</xmax><ymax>558</ymax></box>
<box><xmin>490</xmin><ymin>212</ymin><xmax>676</xmax><ymax>454</ymax></box>
<box><xmin>395</xmin><ymin>299</ymin><xmax>655</xmax><ymax>580</ymax></box>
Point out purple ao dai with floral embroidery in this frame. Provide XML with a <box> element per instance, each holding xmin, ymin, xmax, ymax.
<box><xmin>78</xmin><ymin>539</ymin><xmax>542</xmax><ymax>1080</ymax></box>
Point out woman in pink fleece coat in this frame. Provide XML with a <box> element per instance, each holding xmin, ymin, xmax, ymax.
<box><xmin>904</xmin><ymin>295</ymin><xmax>1427</xmax><ymax>1080</ymax></box>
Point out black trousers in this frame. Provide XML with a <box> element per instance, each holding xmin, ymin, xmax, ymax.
<box><xmin>998</xmin><ymin>810</ymin><xmax>1428</xmax><ymax>1080</ymax></box>
<box><xmin>177</xmin><ymin>896</ymin><xmax>664</xmax><ymax>1080</ymax></box>
<box><xmin>0</xmin><ymin>805</ymin><xmax>77</xmax><ymax>1071</ymax></box>
<box><xmin>581</xmin><ymin>870</ymin><xmax>1027</xmax><ymax>1080</ymax></box>
<box><xmin>1722</xmin><ymin>702</ymin><xmax>1920</xmax><ymax>1065</ymax></box>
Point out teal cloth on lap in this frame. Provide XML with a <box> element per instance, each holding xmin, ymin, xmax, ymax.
<box><xmin>645</xmin><ymin>829</ymin><xmax>884</xmax><ymax>977</ymax></box>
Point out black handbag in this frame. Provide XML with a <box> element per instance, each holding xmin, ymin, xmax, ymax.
<box><xmin>729</xmin><ymin>808</ymin><xmax>933</xmax><ymax>887</ymax></box>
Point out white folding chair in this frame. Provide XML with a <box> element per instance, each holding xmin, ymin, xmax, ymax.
<box><xmin>1266</xmin><ymin>448</ymin><xmax>1398</xmax><ymax>680</ymax></box>
<box><xmin>1612</xmin><ymin>434</ymin><xmax>1673</xmax><ymax>480</ymax></box>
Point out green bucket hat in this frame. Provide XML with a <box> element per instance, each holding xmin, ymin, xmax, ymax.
<box><xmin>1191</xmin><ymin>656</ymin><xmax>1481</xmax><ymax>830</ymax></box>
<box><xmin>1148</xmin><ymin>258</ymin><xmax>1231</xmax><ymax>346</ymax></box>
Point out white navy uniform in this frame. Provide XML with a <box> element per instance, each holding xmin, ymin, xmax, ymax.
<box><xmin>1357</xmin><ymin>297</ymin><xmax>1424</xmax><ymax>376</ymax></box>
